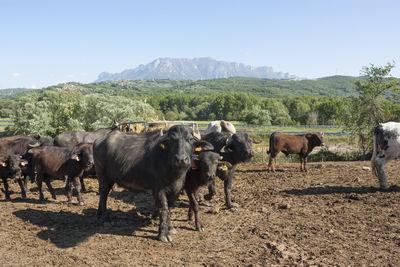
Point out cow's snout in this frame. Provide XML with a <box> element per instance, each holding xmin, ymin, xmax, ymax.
<box><xmin>249</xmin><ymin>150</ymin><xmax>255</xmax><ymax>157</ymax></box>
<box><xmin>173</xmin><ymin>155</ymin><xmax>190</xmax><ymax>166</ymax></box>
<box><xmin>244</xmin><ymin>149</ymin><xmax>254</xmax><ymax>158</ymax></box>
<box><xmin>206</xmin><ymin>173</ymin><xmax>215</xmax><ymax>180</ymax></box>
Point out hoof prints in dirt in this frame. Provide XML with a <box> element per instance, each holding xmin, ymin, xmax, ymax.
<box><xmin>1</xmin><ymin>161</ymin><xmax>400</xmax><ymax>266</ymax></box>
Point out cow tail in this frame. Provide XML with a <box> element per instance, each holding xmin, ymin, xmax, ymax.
<box><xmin>267</xmin><ymin>133</ymin><xmax>274</xmax><ymax>154</ymax></box>
<box><xmin>371</xmin><ymin>132</ymin><xmax>378</xmax><ymax>177</ymax></box>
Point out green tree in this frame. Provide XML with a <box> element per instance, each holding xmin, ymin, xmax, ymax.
<box><xmin>8</xmin><ymin>91</ymin><xmax>159</xmax><ymax>136</ymax></box>
<box><xmin>315</xmin><ymin>98</ymin><xmax>346</xmax><ymax>125</ymax></box>
<box><xmin>243</xmin><ymin>107</ymin><xmax>272</xmax><ymax>125</ymax></box>
<box><xmin>345</xmin><ymin>62</ymin><xmax>400</xmax><ymax>154</ymax></box>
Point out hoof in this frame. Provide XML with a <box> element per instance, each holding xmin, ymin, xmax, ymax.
<box><xmin>169</xmin><ymin>227</ymin><xmax>177</xmax><ymax>235</ymax></box>
<box><xmin>229</xmin><ymin>206</ymin><xmax>238</xmax><ymax>212</ymax></box>
<box><xmin>159</xmin><ymin>234</ymin><xmax>172</xmax><ymax>243</ymax></box>
<box><xmin>78</xmin><ymin>201</ymin><xmax>85</xmax><ymax>206</ymax></box>
<box><xmin>196</xmin><ymin>227</ymin><xmax>205</xmax><ymax>232</ymax></box>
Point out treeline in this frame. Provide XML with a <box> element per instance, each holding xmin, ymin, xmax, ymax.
<box><xmin>149</xmin><ymin>93</ymin><xmax>354</xmax><ymax>125</ymax></box>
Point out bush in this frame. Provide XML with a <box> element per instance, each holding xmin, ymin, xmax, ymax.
<box><xmin>8</xmin><ymin>90</ymin><xmax>159</xmax><ymax>136</ymax></box>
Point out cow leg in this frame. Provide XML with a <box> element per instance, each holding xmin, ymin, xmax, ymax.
<box><xmin>72</xmin><ymin>176</ymin><xmax>84</xmax><ymax>205</ymax></box>
<box><xmin>152</xmin><ymin>198</ymin><xmax>160</xmax><ymax>219</ymax></box>
<box><xmin>17</xmin><ymin>178</ymin><xmax>27</xmax><ymax>199</ymax></box>
<box><xmin>157</xmin><ymin>191</ymin><xmax>172</xmax><ymax>242</ymax></box>
<box><xmin>204</xmin><ymin>181</ymin><xmax>216</xmax><ymax>201</ymax></box>
<box><xmin>303</xmin><ymin>156</ymin><xmax>308</xmax><ymax>172</ymax></box>
<box><xmin>167</xmin><ymin>205</ymin><xmax>177</xmax><ymax>235</ymax></box>
<box><xmin>375</xmin><ymin>160</ymin><xmax>388</xmax><ymax>189</ymax></box>
<box><xmin>299</xmin><ymin>155</ymin><xmax>304</xmax><ymax>171</ymax></box>
<box><xmin>268</xmin><ymin>153</ymin><xmax>277</xmax><ymax>172</ymax></box>
<box><xmin>80</xmin><ymin>176</ymin><xmax>87</xmax><ymax>193</ymax></box>
<box><xmin>268</xmin><ymin>156</ymin><xmax>274</xmax><ymax>172</ymax></box>
<box><xmin>224</xmin><ymin>173</ymin><xmax>236</xmax><ymax>211</ymax></box>
<box><xmin>24</xmin><ymin>174</ymin><xmax>30</xmax><ymax>193</ymax></box>
<box><xmin>188</xmin><ymin>190</ymin><xmax>204</xmax><ymax>231</ymax></box>
<box><xmin>2</xmin><ymin>177</ymin><xmax>11</xmax><ymax>200</ymax></box>
<box><xmin>36</xmin><ymin>175</ymin><xmax>45</xmax><ymax>202</ymax></box>
<box><xmin>44</xmin><ymin>177</ymin><xmax>56</xmax><ymax>200</ymax></box>
<box><xmin>66</xmin><ymin>177</ymin><xmax>73</xmax><ymax>203</ymax></box>
<box><xmin>97</xmin><ymin>179</ymin><xmax>114</xmax><ymax>222</ymax></box>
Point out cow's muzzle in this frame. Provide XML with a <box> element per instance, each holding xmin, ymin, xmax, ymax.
<box><xmin>173</xmin><ymin>155</ymin><xmax>190</xmax><ymax>167</ymax></box>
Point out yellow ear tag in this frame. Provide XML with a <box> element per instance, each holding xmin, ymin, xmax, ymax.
<box><xmin>160</xmin><ymin>143</ymin><xmax>166</xmax><ymax>150</ymax></box>
<box><xmin>219</xmin><ymin>165</ymin><xmax>228</xmax><ymax>171</ymax></box>
<box><xmin>195</xmin><ymin>146</ymin><xmax>202</xmax><ymax>152</ymax></box>
<box><xmin>76</xmin><ymin>156</ymin><xmax>80</xmax><ymax>162</ymax></box>
<box><xmin>1</xmin><ymin>162</ymin><xmax>6</xmax><ymax>167</ymax></box>
<box><xmin>20</xmin><ymin>162</ymin><xmax>26</xmax><ymax>166</ymax></box>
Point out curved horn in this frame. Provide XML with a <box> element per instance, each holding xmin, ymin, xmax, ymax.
<box><xmin>159</xmin><ymin>131</ymin><xmax>168</xmax><ymax>142</ymax></box>
<box><xmin>193</xmin><ymin>131</ymin><xmax>201</xmax><ymax>141</ymax></box>
<box><xmin>28</xmin><ymin>142</ymin><xmax>40</xmax><ymax>148</ymax></box>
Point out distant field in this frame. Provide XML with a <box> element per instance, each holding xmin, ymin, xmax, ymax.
<box><xmin>197</xmin><ymin>121</ymin><xmax>346</xmax><ymax>134</ymax></box>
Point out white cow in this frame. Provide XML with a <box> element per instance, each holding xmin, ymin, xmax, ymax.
<box><xmin>204</xmin><ymin>120</ymin><xmax>236</xmax><ymax>135</ymax></box>
<box><xmin>371</xmin><ymin>121</ymin><xmax>400</xmax><ymax>189</ymax></box>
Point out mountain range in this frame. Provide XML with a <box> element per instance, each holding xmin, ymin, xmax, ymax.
<box><xmin>96</xmin><ymin>57</ymin><xmax>297</xmax><ymax>82</ymax></box>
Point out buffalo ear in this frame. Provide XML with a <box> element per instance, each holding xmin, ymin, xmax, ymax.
<box><xmin>218</xmin><ymin>161</ymin><xmax>232</xmax><ymax>171</ymax></box>
<box><xmin>20</xmin><ymin>160</ymin><xmax>28</xmax><ymax>167</ymax></box>
<box><xmin>195</xmin><ymin>140</ymin><xmax>214</xmax><ymax>152</ymax></box>
<box><xmin>70</xmin><ymin>148</ymin><xmax>81</xmax><ymax>161</ymax></box>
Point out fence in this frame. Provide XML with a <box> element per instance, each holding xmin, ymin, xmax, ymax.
<box><xmin>0</xmin><ymin>120</ymin><xmax>351</xmax><ymax>135</ymax></box>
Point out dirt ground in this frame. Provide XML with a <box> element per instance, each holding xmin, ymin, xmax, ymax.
<box><xmin>1</xmin><ymin>160</ymin><xmax>400</xmax><ymax>266</ymax></box>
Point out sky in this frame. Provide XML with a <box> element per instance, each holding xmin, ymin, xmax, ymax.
<box><xmin>1</xmin><ymin>0</ymin><xmax>399</xmax><ymax>89</ymax></box>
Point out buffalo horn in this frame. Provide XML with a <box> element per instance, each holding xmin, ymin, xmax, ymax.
<box><xmin>28</xmin><ymin>142</ymin><xmax>40</xmax><ymax>147</ymax></box>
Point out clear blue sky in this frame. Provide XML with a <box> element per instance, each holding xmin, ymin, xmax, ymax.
<box><xmin>1</xmin><ymin>0</ymin><xmax>399</xmax><ymax>89</ymax></box>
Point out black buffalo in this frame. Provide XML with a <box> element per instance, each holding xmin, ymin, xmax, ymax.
<box><xmin>201</xmin><ymin>131</ymin><xmax>254</xmax><ymax>211</ymax></box>
<box><xmin>54</xmin><ymin>127</ymin><xmax>115</xmax><ymax>147</ymax></box>
<box><xmin>28</xmin><ymin>143</ymin><xmax>94</xmax><ymax>204</ymax></box>
<box><xmin>0</xmin><ymin>137</ymin><xmax>40</xmax><ymax>156</ymax></box>
<box><xmin>186</xmin><ymin>151</ymin><xmax>231</xmax><ymax>231</ymax></box>
<box><xmin>94</xmin><ymin>125</ymin><xmax>203</xmax><ymax>243</ymax></box>
<box><xmin>0</xmin><ymin>154</ymin><xmax>28</xmax><ymax>199</ymax></box>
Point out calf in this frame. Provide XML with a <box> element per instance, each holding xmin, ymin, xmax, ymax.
<box><xmin>0</xmin><ymin>155</ymin><xmax>28</xmax><ymax>199</ymax></box>
<box><xmin>371</xmin><ymin>122</ymin><xmax>400</xmax><ymax>189</ymax></box>
<box><xmin>28</xmin><ymin>143</ymin><xmax>94</xmax><ymax>204</ymax></box>
<box><xmin>185</xmin><ymin>151</ymin><xmax>231</xmax><ymax>231</ymax></box>
<box><xmin>201</xmin><ymin>131</ymin><xmax>254</xmax><ymax>211</ymax></box>
<box><xmin>267</xmin><ymin>132</ymin><xmax>324</xmax><ymax>172</ymax></box>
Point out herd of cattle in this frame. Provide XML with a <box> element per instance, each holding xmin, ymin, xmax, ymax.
<box><xmin>0</xmin><ymin>120</ymin><xmax>399</xmax><ymax>242</ymax></box>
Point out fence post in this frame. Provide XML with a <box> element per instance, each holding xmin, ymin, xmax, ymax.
<box><xmin>262</xmin><ymin>146</ymin><xmax>265</xmax><ymax>163</ymax></box>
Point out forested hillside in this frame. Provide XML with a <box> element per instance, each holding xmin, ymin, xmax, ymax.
<box><xmin>45</xmin><ymin>76</ymin><xmax>360</xmax><ymax>98</ymax></box>
<box><xmin>1</xmin><ymin>73</ymin><xmax>399</xmax><ymax>138</ymax></box>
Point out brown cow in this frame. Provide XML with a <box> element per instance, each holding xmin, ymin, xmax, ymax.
<box><xmin>267</xmin><ymin>132</ymin><xmax>324</xmax><ymax>172</ymax></box>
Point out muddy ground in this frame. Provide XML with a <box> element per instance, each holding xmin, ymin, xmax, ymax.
<box><xmin>1</xmin><ymin>161</ymin><xmax>400</xmax><ymax>266</ymax></box>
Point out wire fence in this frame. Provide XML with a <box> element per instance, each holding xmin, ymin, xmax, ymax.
<box><xmin>0</xmin><ymin>120</ymin><xmax>351</xmax><ymax>135</ymax></box>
